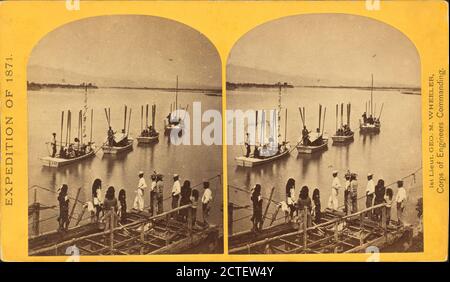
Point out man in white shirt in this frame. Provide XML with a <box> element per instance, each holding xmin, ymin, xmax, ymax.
<box><xmin>395</xmin><ymin>180</ymin><xmax>407</xmax><ymax>225</ymax></box>
<box><xmin>201</xmin><ymin>181</ymin><xmax>213</xmax><ymax>226</ymax></box>
<box><xmin>328</xmin><ymin>170</ymin><xmax>341</xmax><ymax>210</ymax></box>
<box><xmin>365</xmin><ymin>173</ymin><xmax>375</xmax><ymax>218</ymax></box>
<box><xmin>133</xmin><ymin>171</ymin><xmax>146</xmax><ymax>211</ymax></box>
<box><xmin>171</xmin><ymin>174</ymin><xmax>181</xmax><ymax>210</ymax></box>
<box><xmin>149</xmin><ymin>173</ymin><xmax>157</xmax><ymax>215</ymax></box>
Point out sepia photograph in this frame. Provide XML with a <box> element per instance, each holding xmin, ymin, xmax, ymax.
<box><xmin>226</xmin><ymin>14</ymin><xmax>423</xmax><ymax>254</ymax></box>
<box><xmin>27</xmin><ymin>15</ymin><xmax>223</xmax><ymax>255</ymax></box>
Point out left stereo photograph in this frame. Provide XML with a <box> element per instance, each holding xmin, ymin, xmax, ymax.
<box><xmin>27</xmin><ymin>15</ymin><xmax>223</xmax><ymax>255</ymax></box>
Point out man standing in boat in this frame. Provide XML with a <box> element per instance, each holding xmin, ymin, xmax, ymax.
<box><xmin>244</xmin><ymin>132</ymin><xmax>251</xmax><ymax>157</ymax></box>
<box><xmin>362</xmin><ymin>112</ymin><xmax>368</xmax><ymax>124</ymax></box>
<box><xmin>328</xmin><ymin>170</ymin><xmax>341</xmax><ymax>210</ymax></box>
<box><xmin>107</xmin><ymin>126</ymin><xmax>115</xmax><ymax>146</ymax></box>
<box><xmin>51</xmin><ymin>132</ymin><xmax>57</xmax><ymax>157</ymax></box>
<box><xmin>365</xmin><ymin>173</ymin><xmax>375</xmax><ymax>218</ymax></box>
<box><xmin>302</xmin><ymin>126</ymin><xmax>311</xmax><ymax>146</ymax></box>
<box><xmin>171</xmin><ymin>174</ymin><xmax>181</xmax><ymax>211</ymax></box>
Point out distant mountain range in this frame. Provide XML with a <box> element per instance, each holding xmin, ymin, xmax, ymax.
<box><xmin>27</xmin><ymin>65</ymin><xmax>220</xmax><ymax>90</ymax></box>
<box><xmin>226</xmin><ymin>64</ymin><xmax>420</xmax><ymax>89</ymax></box>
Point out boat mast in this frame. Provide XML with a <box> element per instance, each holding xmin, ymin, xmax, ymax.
<box><xmin>175</xmin><ymin>75</ymin><xmax>178</xmax><ymax>119</ymax></box>
<box><xmin>278</xmin><ymin>82</ymin><xmax>282</xmax><ymax>141</ymax></box>
<box><xmin>82</xmin><ymin>83</ymin><xmax>88</xmax><ymax>144</ymax></box>
<box><xmin>370</xmin><ymin>74</ymin><xmax>374</xmax><ymax>116</ymax></box>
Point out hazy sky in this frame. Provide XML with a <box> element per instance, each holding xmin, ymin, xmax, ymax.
<box><xmin>28</xmin><ymin>15</ymin><xmax>221</xmax><ymax>88</ymax></box>
<box><xmin>228</xmin><ymin>14</ymin><xmax>420</xmax><ymax>87</ymax></box>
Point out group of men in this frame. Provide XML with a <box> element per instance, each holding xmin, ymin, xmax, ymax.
<box><xmin>244</xmin><ymin>133</ymin><xmax>287</xmax><ymax>158</ymax></box>
<box><xmin>335</xmin><ymin>124</ymin><xmax>353</xmax><ymax>136</ymax></box>
<box><xmin>133</xmin><ymin>171</ymin><xmax>214</xmax><ymax>226</ymax></box>
<box><xmin>51</xmin><ymin>132</ymin><xmax>92</xmax><ymax>159</ymax></box>
<box><xmin>140</xmin><ymin>125</ymin><xmax>158</xmax><ymax>137</ymax></box>
<box><xmin>328</xmin><ymin>170</ymin><xmax>408</xmax><ymax>225</ymax></box>
<box><xmin>362</xmin><ymin>112</ymin><xmax>378</xmax><ymax>125</ymax></box>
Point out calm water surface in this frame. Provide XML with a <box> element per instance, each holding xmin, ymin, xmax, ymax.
<box><xmin>227</xmin><ymin>87</ymin><xmax>422</xmax><ymax>234</ymax></box>
<box><xmin>28</xmin><ymin>88</ymin><xmax>223</xmax><ymax>234</ymax></box>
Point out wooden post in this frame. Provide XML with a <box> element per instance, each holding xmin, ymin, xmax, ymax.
<box><xmin>109</xmin><ymin>209</ymin><xmax>114</xmax><ymax>254</ymax></box>
<box><xmin>140</xmin><ymin>222</ymin><xmax>145</xmax><ymax>243</ymax></box>
<box><xmin>75</xmin><ymin>205</ymin><xmax>87</xmax><ymax>226</ymax></box>
<box><xmin>270</xmin><ymin>205</ymin><xmax>281</xmax><ymax>226</ymax></box>
<box><xmin>381</xmin><ymin>205</ymin><xmax>387</xmax><ymax>242</ymax></box>
<box><xmin>68</xmin><ymin>187</ymin><xmax>82</xmax><ymax>226</ymax></box>
<box><xmin>187</xmin><ymin>207</ymin><xmax>193</xmax><ymax>238</ymax></box>
<box><xmin>32</xmin><ymin>189</ymin><xmax>40</xmax><ymax>236</ymax></box>
<box><xmin>228</xmin><ymin>203</ymin><xmax>234</xmax><ymax>236</ymax></box>
<box><xmin>303</xmin><ymin>208</ymin><xmax>308</xmax><ymax>252</ymax></box>
<box><xmin>261</xmin><ymin>187</ymin><xmax>275</xmax><ymax>228</ymax></box>
<box><xmin>359</xmin><ymin>212</ymin><xmax>364</xmax><ymax>246</ymax></box>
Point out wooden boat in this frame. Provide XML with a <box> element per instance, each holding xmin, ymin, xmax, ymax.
<box><xmin>359</xmin><ymin>120</ymin><xmax>381</xmax><ymax>133</ymax></box>
<box><xmin>137</xmin><ymin>133</ymin><xmax>159</xmax><ymax>144</ymax></box>
<box><xmin>331</xmin><ymin>132</ymin><xmax>354</xmax><ymax>143</ymax></box>
<box><xmin>332</xmin><ymin>103</ymin><xmax>354</xmax><ymax>143</ymax></box>
<box><xmin>102</xmin><ymin>138</ymin><xmax>133</xmax><ymax>154</ymax></box>
<box><xmin>235</xmin><ymin>147</ymin><xmax>290</xmax><ymax>167</ymax></box>
<box><xmin>236</xmin><ymin>83</ymin><xmax>291</xmax><ymax>167</ymax></box>
<box><xmin>360</xmin><ymin>74</ymin><xmax>383</xmax><ymax>133</ymax></box>
<box><xmin>297</xmin><ymin>138</ymin><xmax>328</xmax><ymax>154</ymax></box>
<box><xmin>138</xmin><ymin>104</ymin><xmax>159</xmax><ymax>143</ymax></box>
<box><xmin>40</xmin><ymin>149</ymin><xmax>95</xmax><ymax>168</ymax></box>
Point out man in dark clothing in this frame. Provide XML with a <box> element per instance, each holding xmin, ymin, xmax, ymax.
<box><xmin>302</xmin><ymin>126</ymin><xmax>310</xmax><ymax>145</ymax></box>
<box><xmin>244</xmin><ymin>133</ymin><xmax>251</xmax><ymax>157</ymax></box>
<box><xmin>107</xmin><ymin>126</ymin><xmax>115</xmax><ymax>146</ymax></box>
<box><xmin>51</xmin><ymin>133</ymin><xmax>57</xmax><ymax>157</ymax></box>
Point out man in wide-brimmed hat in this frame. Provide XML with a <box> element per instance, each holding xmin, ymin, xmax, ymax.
<box><xmin>395</xmin><ymin>180</ymin><xmax>407</xmax><ymax>225</ymax></box>
<box><xmin>171</xmin><ymin>174</ymin><xmax>181</xmax><ymax>211</ymax></box>
<box><xmin>328</xmin><ymin>170</ymin><xmax>341</xmax><ymax>210</ymax></box>
<box><xmin>365</xmin><ymin>173</ymin><xmax>375</xmax><ymax>218</ymax></box>
<box><xmin>201</xmin><ymin>180</ymin><xmax>213</xmax><ymax>226</ymax></box>
<box><xmin>133</xmin><ymin>171</ymin><xmax>146</xmax><ymax>211</ymax></box>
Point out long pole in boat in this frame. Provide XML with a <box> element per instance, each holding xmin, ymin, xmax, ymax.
<box><xmin>340</xmin><ymin>103</ymin><xmax>344</xmax><ymax>128</ymax></box>
<box><xmin>318</xmin><ymin>104</ymin><xmax>322</xmax><ymax>132</ymax></box>
<box><xmin>108</xmin><ymin>108</ymin><xmax>111</xmax><ymax>126</ymax></box>
<box><xmin>322</xmin><ymin>107</ymin><xmax>327</xmax><ymax>136</ymax></box>
<box><xmin>152</xmin><ymin>104</ymin><xmax>156</xmax><ymax>129</ymax></box>
<box><xmin>60</xmin><ymin>111</ymin><xmax>64</xmax><ymax>149</ymax></box>
<box><xmin>67</xmin><ymin>110</ymin><xmax>72</xmax><ymax>144</ymax></box>
<box><xmin>378</xmin><ymin>103</ymin><xmax>384</xmax><ymax>120</ymax></box>
<box><xmin>335</xmin><ymin>104</ymin><xmax>338</xmax><ymax>132</ymax></box>
<box><xmin>278</xmin><ymin>83</ymin><xmax>282</xmax><ymax>141</ymax></box>
<box><xmin>78</xmin><ymin>110</ymin><xmax>81</xmax><ymax>145</ymax></box>
<box><xmin>90</xmin><ymin>108</ymin><xmax>93</xmax><ymax>143</ymax></box>
<box><xmin>66</xmin><ymin>110</ymin><xmax>70</xmax><ymax>146</ymax></box>
<box><xmin>255</xmin><ymin>110</ymin><xmax>259</xmax><ymax>145</ymax></box>
<box><xmin>145</xmin><ymin>104</ymin><xmax>149</xmax><ymax>129</ymax></box>
<box><xmin>140</xmin><ymin>105</ymin><xmax>143</xmax><ymax>133</ymax></box>
<box><xmin>123</xmin><ymin>105</ymin><xmax>128</xmax><ymax>132</ymax></box>
<box><xmin>371</xmin><ymin>74</ymin><xmax>374</xmax><ymax>116</ymax></box>
<box><xmin>175</xmin><ymin>75</ymin><xmax>179</xmax><ymax>119</ymax></box>
<box><xmin>284</xmin><ymin>108</ymin><xmax>287</xmax><ymax>143</ymax></box>
<box><xmin>127</xmin><ymin>108</ymin><xmax>132</xmax><ymax>136</ymax></box>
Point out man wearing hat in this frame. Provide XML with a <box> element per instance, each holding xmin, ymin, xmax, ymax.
<box><xmin>395</xmin><ymin>180</ymin><xmax>407</xmax><ymax>225</ymax></box>
<box><xmin>328</xmin><ymin>170</ymin><xmax>341</xmax><ymax>210</ymax></box>
<box><xmin>365</xmin><ymin>173</ymin><xmax>375</xmax><ymax>218</ymax></box>
<box><xmin>171</xmin><ymin>174</ymin><xmax>181</xmax><ymax>210</ymax></box>
<box><xmin>133</xmin><ymin>171</ymin><xmax>146</xmax><ymax>211</ymax></box>
<box><xmin>51</xmin><ymin>133</ymin><xmax>57</xmax><ymax>157</ymax></box>
<box><xmin>201</xmin><ymin>180</ymin><xmax>213</xmax><ymax>226</ymax></box>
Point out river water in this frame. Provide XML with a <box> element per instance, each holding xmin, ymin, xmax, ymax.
<box><xmin>227</xmin><ymin>87</ymin><xmax>423</xmax><ymax>234</ymax></box>
<box><xmin>28</xmin><ymin>88</ymin><xmax>222</xmax><ymax>234</ymax></box>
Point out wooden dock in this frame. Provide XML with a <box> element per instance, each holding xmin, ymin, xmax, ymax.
<box><xmin>229</xmin><ymin>204</ymin><xmax>412</xmax><ymax>254</ymax></box>
<box><xmin>29</xmin><ymin>204</ymin><xmax>221</xmax><ymax>255</ymax></box>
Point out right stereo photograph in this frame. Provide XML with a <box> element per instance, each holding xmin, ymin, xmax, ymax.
<box><xmin>226</xmin><ymin>14</ymin><xmax>423</xmax><ymax>254</ymax></box>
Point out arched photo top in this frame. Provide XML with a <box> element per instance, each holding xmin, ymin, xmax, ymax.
<box><xmin>28</xmin><ymin>15</ymin><xmax>221</xmax><ymax>90</ymax></box>
<box><xmin>227</xmin><ymin>13</ymin><xmax>420</xmax><ymax>89</ymax></box>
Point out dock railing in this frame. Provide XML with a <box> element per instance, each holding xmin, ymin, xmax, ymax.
<box><xmin>29</xmin><ymin>204</ymin><xmax>193</xmax><ymax>256</ymax></box>
<box><xmin>229</xmin><ymin>203</ymin><xmax>389</xmax><ymax>254</ymax></box>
